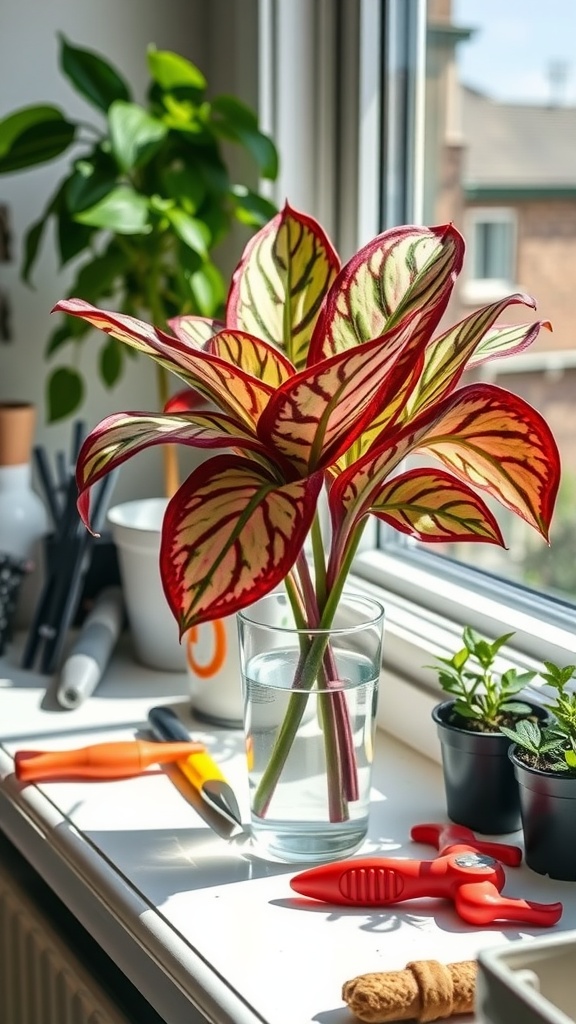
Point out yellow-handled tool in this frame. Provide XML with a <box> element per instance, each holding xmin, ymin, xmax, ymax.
<box><xmin>148</xmin><ymin>705</ymin><xmax>242</xmax><ymax>827</ymax></box>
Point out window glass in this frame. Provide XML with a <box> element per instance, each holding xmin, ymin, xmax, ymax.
<box><xmin>397</xmin><ymin>0</ymin><xmax>576</xmax><ymax>606</ymax></box>
<box><xmin>472</xmin><ymin>214</ymin><xmax>514</xmax><ymax>281</ymax></box>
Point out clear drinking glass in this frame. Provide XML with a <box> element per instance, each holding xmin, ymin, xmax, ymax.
<box><xmin>237</xmin><ymin>591</ymin><xmax>385</xmax><ymax>863</ymax></box>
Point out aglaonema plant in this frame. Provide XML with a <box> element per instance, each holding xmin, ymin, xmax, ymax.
<box><xmin>54</xmin><ymin>203</ymin><xmax>561</xmax><ymax>821</ymax></box>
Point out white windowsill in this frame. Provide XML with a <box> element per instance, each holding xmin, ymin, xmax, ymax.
<box><xmin>2</xmin><ymin>636</ymin><xmax>576</xmax><ymax>1024</ymax></box>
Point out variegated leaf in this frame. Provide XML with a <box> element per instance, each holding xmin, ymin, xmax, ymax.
<box><xmin>160</xmin><ymin>454</ymin><xmax>324</xmax><ymax>630</ymax></box>
<box><xmin>168</xmin><ymin>315</ymin><xmax>225</xmax><ymax>347</ymax></box>
<box><xmin>402</xmin><ymin>293</ymin><xmax>537</xmax><ymax>420</ymax></box>
<box><xmin>328</xmin><ymin>383</ymin><xmax>559</xmax><ymax>575</ymax></box>
<box><xmin>76</xmin><ymin>411</ymin><xmax>269</xmax><ymax>528</ymax></box>
<box><xmin>370</xmin><ymin>468</ymin><xmax>504</xmax><ymax>544</ymax></box>
<box><xmin>417</xmin><ymin>383</ymin><xmax>560</xmax><ymax>538</ymax></box>
<box><xmin>308</xmin><ymin>223</ymin><xmax>464</xmax><ymax>362</ymax></box>
<box><xmin>54</xmin><ymin>298</ymin><xmax>272</xmax><ymax>428</ymax></box>
<box><xmin>258</xmin><ymin>316</ymin><xmax>423</xmax><ymax>475</ymax></box>
<box><xmin>468</xmin><ymin>319</ymin><xmax>552</xmax><ymax>368</ymax></box>
<box><xmin>205</xmin><ymin>329</ymin><xmax>295</xmax><ymax>387</ymax></box>
<box><xmin>225</xmin><ymin>202</ymin><xmax>340</xmax><ymax>369</ymax></box>
<box><xmin>163</xmin><ymin>389</ymin><xmax>214</xmax><ymax>413</ymax></box>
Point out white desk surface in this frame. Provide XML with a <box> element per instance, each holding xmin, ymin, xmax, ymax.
<box><xmin>1</xmin><ymin>636</ymin><xmax>576</xmax><ymax>1024</ymax></box>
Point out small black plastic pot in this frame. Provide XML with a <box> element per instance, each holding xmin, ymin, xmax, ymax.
<box><xmin>509</xmin><ymin>745</ymin><xmax>576</xmax><ymax>881</ymax></box>
<box><xmin>432</xmin><ymin>700</ymin><xmax>547</xmax><ymax>835</ymax></box>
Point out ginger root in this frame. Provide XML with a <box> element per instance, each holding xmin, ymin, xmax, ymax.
<box><xmin>342</xmin><ymin>958</ymin><xmax>477</xmax><ymax>1022</ymax></box>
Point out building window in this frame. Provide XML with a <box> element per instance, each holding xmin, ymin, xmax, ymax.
<box><xmin>463</xmin><ymin>208</ymin><xmax>517</xmax><ymax>301</ymax></box>
<box><xmin>472</xmin><ymin>211</ymin><xmax>515</xmax><ymax>280</ymax></box>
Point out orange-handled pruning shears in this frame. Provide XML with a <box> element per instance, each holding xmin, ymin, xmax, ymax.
<box><xmin>14</xmin><ymin>739</ymin><xmax>206</xmax><ymax>782</ymax></box>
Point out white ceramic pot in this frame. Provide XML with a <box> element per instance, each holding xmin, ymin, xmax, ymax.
<box><xmin>185</xmin><ymin>613</ymin><xmax>243</xmax><ymax>727</ymax></box>
<box><xmin>107</xmin><ymin>498</ymin><xmax>186</xmax><ymax>672</ymax></box>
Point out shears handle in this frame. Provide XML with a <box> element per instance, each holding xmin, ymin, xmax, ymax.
<box><xmin>291</xmin><ymin>850</ymin><xmax>563</xmax><ymax>927</ymax></box>
<box><xmin>290</xmin><ymin>851</ymin><xmax>504</xmax><ymax>906</ymax></box>
<box><xmin>455</xmin><ymin>882</ymin><xmax>563</xmax><ymax>927</ymax></box>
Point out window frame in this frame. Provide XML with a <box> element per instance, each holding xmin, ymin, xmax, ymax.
<box><xmin>257</xmin><ymin>0</ymin><xmax>576</xmax><ymax>755</ymax></box>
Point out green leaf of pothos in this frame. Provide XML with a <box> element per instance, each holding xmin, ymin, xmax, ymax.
<box><xmin>108</xmin><ymin>101</ymin><xmax>167</xmax><ymax>172</ymax></box>
<box><xmin>74</xmin><ymin>186</ymin><xmax>150</xmax><ymax>233</ymax></box>
<box><xmin>59</xmin><ymin>34</ymin><xmax>131</xmax><ymax>112</ymax></box>
<box><xmin>0</xmin><ymin>118</ymin><xmax>75</xmax><ymax>174</ymax></box>
<box><xmin>47</xmin><ymin>366</ymin><xmax>84</xmax><ymax>422</ymax></box>
<box><xmin>147</xmin><ymin>48</ymin><xmax>206</xmax><ymax>91</ymax></box>
<box><xmin>100</xmin><ymin>337</ymin><xmax>123</xmax><ymax>387</ymax></box>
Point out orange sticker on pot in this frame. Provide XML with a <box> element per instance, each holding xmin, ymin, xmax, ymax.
<box><xmin>186</xmin><ymin>619</ymin><xmax>228</xmax><ymax>678</ymax></box>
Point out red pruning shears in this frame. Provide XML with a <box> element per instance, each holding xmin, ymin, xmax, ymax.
<box><xmin>290</xmin><ymin>823</ymin><xmax>563</xmax><ymax>927</ymax></box>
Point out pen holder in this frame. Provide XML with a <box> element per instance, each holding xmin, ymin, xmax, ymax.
<box><xmin>44</xmin><ymin>531</ymin><xmax>121</xmax><ymax>626</ymax></box>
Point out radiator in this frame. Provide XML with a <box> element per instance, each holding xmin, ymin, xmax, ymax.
<box><xmin>0</xmin><ymin>851</ymin><xmax>130</xmax><ymax>1024</ymax></box>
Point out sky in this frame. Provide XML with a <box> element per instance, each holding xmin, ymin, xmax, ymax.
<box><xmin>453</xmin><ymin>0</ymin><xmax>576</xmax><ymax>105</ymax></box>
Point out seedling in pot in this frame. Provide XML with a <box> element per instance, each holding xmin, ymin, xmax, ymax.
<box><xmin>501</xmin><ymin>661</ymin><xmax>576</xmax><ymax>773</ymax></box>
<box><xmin>431</xmin><ymin>627</ymin><xmax>536</xmax><ymax>732</ymax></box>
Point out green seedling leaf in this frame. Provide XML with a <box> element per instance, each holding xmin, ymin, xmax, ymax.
<box><xmin>501</xmin><ymin>669</ymin><xmax>536</xmax><ymax>694</ymax></box>
<box><xmin>500</xmin><ymin>700</ymin><xmax>533</xmax><ymax>715</ymax></box>
<box><xmin>60</xmin><ymin>35</ymin><xmax>131</xmax><ymax>112</ymax></box>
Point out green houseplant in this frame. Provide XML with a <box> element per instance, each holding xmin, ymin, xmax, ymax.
<box><xmin>54</xmin><ymin>205</ymin><xmax>561</xmax><ymax>859</ymax></box>
<box><xmin>502</xmin><ymin>662</ymin><xmax>576</xmax><ymax>879</ymax></box>
<box><xmin>430</xmin><ymin>627</ymin><xmax>548</xmax><ymax>834</ymax></box>
<box><xmin>0</xmin><ymin>36</ymin><xmax>277</xmax><ymax>458</ymax></box>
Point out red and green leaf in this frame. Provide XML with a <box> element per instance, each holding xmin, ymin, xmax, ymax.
<box><xmin>328</xmin><ymin>383</ymin><xmax>560</xmax><ymax>576</ymax></box>
<box><xmin>226</xmin><ymin>202</ymin><xmax>340</xmax><ymax>369</ymax></box>
<box><xmin>160</xmin><ymin>454</ymin><xmax>324</xmax><ymax>630</ymax></box>
<box><xmin>163</xmin><ymin>389</ymin><xmax>214</xmax><ymax>414</ymax></box>
<box><xmin>417</xmin><ymin>383</ymin><xmax>560</xmax><ymax>538</ymax></box>
<box><xmin>402</xmin><ymin>293</ymin><xmax>538</xmax><ymax>421</ymax></box>
<box><xmin>205</xmin><ymin>329</ymin><xmax>295</xmax><ymax>387</ymax></box>
<box><xmin>468</xmin><ymin>319</ymin><xmax>552</xmax><ymax>368</ymax></box>
<box><xmin>258</xmin><ymin>316</ymin><xmax>424</xmax><ymax>476</ymax></box>
<box><xmin>308</xmin><ymin>222</ymin><xmax>464</xmax><ymax>363</ymax></box>
<box><xmin>168</xmin><ymin>314</ymin><xmax>224</xmax><ymax>347</ymax></box>
<box><xmin>369</xmin><ymin>468</ymin><xmax>504</xmax><ymax>544</ymax></box>
<box><xmin>76</xmin><ymin>410</ymin><xmax>271</xmax><ymax>527</ymax></box>
<box><xmin>54</xmin><ymin>298</ymin><xmax>272</xmax><ymax>428</ymax></box>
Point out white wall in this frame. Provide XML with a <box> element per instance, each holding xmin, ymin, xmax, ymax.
<box><xmin>0</xmin><ymin>0</ymin><xmax>258</xmax><ymax>504</ymax></box>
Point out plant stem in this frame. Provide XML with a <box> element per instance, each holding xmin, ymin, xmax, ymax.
<box><xmin>251</xmin><ymin>630</ymin><xmax>332</xmax><ymax>818</ymax></box>
<box><xmin>251</xmin><ymin>518</ymin><xmax>373</xmax><ymax>820</ymax></box>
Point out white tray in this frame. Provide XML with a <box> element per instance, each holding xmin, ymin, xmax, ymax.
<box><xmin>477</xmin><ymin>930</ymin><xmax>576</xmax><ymax>1024</ymax></box>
